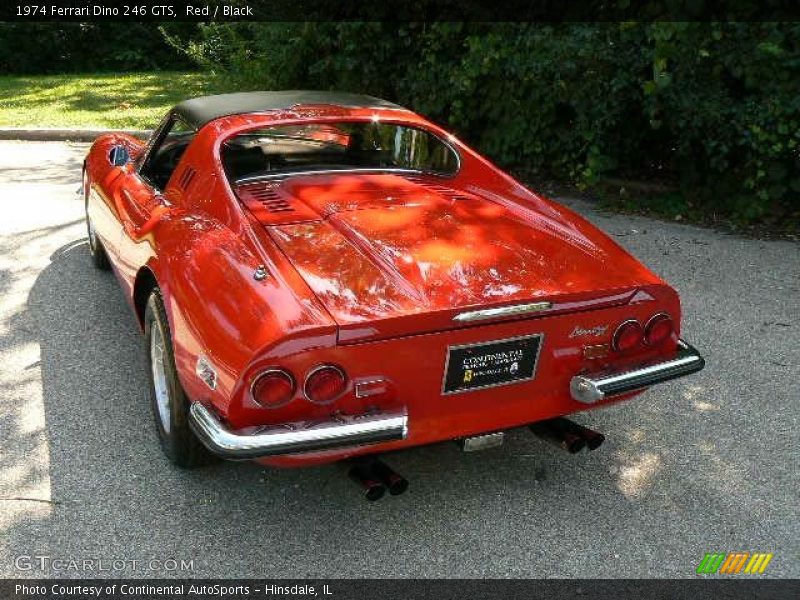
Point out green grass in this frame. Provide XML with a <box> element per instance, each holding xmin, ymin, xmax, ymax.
<box><xmin>0</xmin><ymin>72</ymin><xmax>229</xmax><ymax>129</ymax></box>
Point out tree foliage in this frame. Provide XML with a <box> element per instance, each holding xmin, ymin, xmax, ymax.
<box><xmin>0</xmin><ymin>23</ymin><xmax>194</xmax><ymax>73</ymax></box>
<box><xmin>167</xmin><ymin>22</ymin><xmax>799</xmax><ymax>228</ymax></box>
<box><xmin>2</xmin><ymin>21</ymin><xmax>797</xmax><ymax>228</ymax></box>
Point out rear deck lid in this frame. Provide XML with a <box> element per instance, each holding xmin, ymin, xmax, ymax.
<box><xmin>240</xmin><ymin>173</ymin><xmax>660</xmax><ymax>343</ymax></box>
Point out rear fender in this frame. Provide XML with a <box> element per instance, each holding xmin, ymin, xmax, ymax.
<box><xmin>150</xmin><ymin>211</ymin><xmax>336</xmax><ymax>415</ymax></box>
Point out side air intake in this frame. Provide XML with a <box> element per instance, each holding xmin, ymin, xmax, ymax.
<box><xmin>177</xmin><ymin>166</ymin><xmax>197</xmax><ymax>191</ymax></box>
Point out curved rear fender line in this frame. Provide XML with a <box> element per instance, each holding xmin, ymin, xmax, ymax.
<box><xmin>446</xmin><ymin>132</ymin><xmax>552</xmax><ymax>204</ymax></box>
<box><xmin>223</xmin><ymin>327</ymin><xmax>339</xmax><ymax>425</ymax></box>
<box><xmin>144</xmin><ymin>211</ymin><xmax>337</xmax><ymax>416</ymax></box>
<box><xmin>457</xmin><ymin>163</ymin><xmax>669</xmax><ymax>291</ymax></box>
<box><xmin>132</xmin><ymin>264</ymin><xmax>161</xmax><ymax>331</ymax></box>
<box><xmin>627</xmin><ymin>282</ymin><xmax>683</xmax><ymax>337</ymax></box>
<box><xmin>180</xmin><ymin>125</ymin><xmax>337</xmax><ymax>325</ymax></box>
<box><xmin>132</xmin><ymin>258</ymin><xmax>208</xmax><ymax>406</ymax></box>
<box><xmin>451</xmin><ymin>145</ymin><xmax>634</xmax><ymax>258</ymax></box>
<box><xmin>202</xmin><ymin>325</ymin><xmax>340</xmax><ymax>424</ymax></box>
<box><xmin>132</xmin><ymin>260</ymin><xmax>182</xmax><ymax>346</ymax></box>
<box><xmin>435</xmin><ymin>130</ymin><xmax>629</xmax><ymax>246</ymax></box>
<box><xmin>536</xmin><ymin>198</ymin><xmax>668</xmax><ymax>286</ymax></box>
<box><xmin>241</xmin><ymin>328</ymin><xmax>340</xmax><ymax>378</ymax></box>
<box><xmin>190</xmin><ymin>321</ymin><xmax>339</xmax><ymax>424</ymax></box>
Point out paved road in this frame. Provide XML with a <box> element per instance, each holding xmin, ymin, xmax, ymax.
<box><xmin>0</xmin><ymin>141</ymin><xmax>797</xmax><ymax>579</ymax></box>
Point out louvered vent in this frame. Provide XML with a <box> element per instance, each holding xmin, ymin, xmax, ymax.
<box><xmin>248</xmin><ymin>184</ymin><xmax>294</xmax><ymax>213</ymax></box>
<box><xmin>177</xmin><ymin>166</ymin><xmax>196</xmax><ymax>191</ymax></box>
<box><xmin>404</xmin><ymin>176</ymin><xmax>470</xmax><ymax>202</ymax></box>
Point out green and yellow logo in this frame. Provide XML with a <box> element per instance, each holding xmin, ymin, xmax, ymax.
<box><xmin>696</xmin><ymin>552</ymin><xmax>774</xmax><ymax>575</ymax></box>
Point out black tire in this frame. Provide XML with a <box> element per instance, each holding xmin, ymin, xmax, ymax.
<box><xmin>84</xmin><ymin>171</ymin><xmax>110</xmax><ymax>271</ymax></box>
<box><xmin>144</xmin><ymin>289</ymin><xmax>213</xmax><ymax>468</ymax></box>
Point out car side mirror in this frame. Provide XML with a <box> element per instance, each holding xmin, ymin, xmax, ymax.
<box><xmin>109</xmin><ymin>145</ymin><xmax>130</xmax><ymax>167</ymax></box>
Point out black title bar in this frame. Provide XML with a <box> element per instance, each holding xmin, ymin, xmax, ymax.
<box><xmin>2</xmin><ymin>579</ymin><xmax>799</xmax><ymax>600</ymax></box>
<box><xmin>3</xmin><ymin>0</ymin><xmax>800</xmax><ymax>22</ymax></box>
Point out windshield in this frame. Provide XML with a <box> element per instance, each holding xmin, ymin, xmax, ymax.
<box><xmin>222</xmin><ymin>121</ymin><xmax>459</xmax><ymax>181</ymax></box>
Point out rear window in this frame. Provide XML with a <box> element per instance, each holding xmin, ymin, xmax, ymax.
<box><xmin>222</xmin><ymin>121</ymin><xmax>459</xmax><ymax>181</ymax></box>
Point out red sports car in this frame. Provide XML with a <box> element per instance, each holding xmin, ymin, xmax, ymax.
<box><xmin>83</xmin><ymin>91</ymin><xmax>704</xmax><ymax>498</ymax></box>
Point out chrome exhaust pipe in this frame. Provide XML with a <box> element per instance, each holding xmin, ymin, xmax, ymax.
<box><xmin>348</xmin><ymin>463</ymin><xmax>387</xmax><ymax>501</ymax></box>
<box><xmin>370</xmin><ymin>459</ymin><xmax>409</xmax><ymax>496</ymax></box>
<box><xmin>554</xmin><ymin>418</ymin><xmax>605</xmax><ymax>451</ymax></box>
<box><xmin>529</xmin><ymin>420</ymin><xmax>586</xmax><ymax>454</ymax></box>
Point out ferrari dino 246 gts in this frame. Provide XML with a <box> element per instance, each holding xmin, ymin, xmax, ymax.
<box><xmin>83</xmin><ymin>91</ymin><xmax>704</xmax><ymax>497</ymax></box>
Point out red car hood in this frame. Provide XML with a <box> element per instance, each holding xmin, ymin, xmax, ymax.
<box><xmin>240</xmin><ymin>173</ymin><xmax>661</xmax><ymax>343</ymax></box>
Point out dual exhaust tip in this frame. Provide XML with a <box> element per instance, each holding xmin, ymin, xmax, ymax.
<box><xmin>529</xmin><ymin>417</ymin><xmax>605</xmax><ymax>454</ymax></box>
<box><xmin>349</xmin><ymin>418</ymin><xmax>603</xmax><ymax>500</ymax></box>
<box><xmin>348</xmin><ymin>458</ymin><xmax>408</xmax><ymax>501</ymax></box>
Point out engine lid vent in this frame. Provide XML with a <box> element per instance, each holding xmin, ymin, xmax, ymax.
<box><xmin>235</xmin><ymin>181</ymin><xmax>321</xmax><ymax>225</ymax></box>
<box><xmin>404</xmin><ymin>175</ymin><xmax>472</xmax><ymax>202</ymax></box>
<box><xmin>248</xmin><ymin>185</ymin><xmax>294</xmax><ymax>213</ymax></box>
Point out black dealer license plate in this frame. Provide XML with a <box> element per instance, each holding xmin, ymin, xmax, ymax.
<box><xmin>442</xmin><ymin>334</ymin><xmax>543</xmax><ymax>394</ymax></box>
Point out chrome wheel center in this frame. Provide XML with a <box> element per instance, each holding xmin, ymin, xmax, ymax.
<box><xmin>150</xmin><ymin>322</ymin><xmax>171</xmax><ymax>434</ymax></box>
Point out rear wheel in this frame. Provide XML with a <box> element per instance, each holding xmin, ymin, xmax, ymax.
<box><xmin>84</xmin><ymin>170</ymin><xmax>110</xmax><ymax>270</ymax></box>
<box><xmin>144</xmin><ymin>289</ymin><xmax>213</xmax><ymax>468</ymax></box>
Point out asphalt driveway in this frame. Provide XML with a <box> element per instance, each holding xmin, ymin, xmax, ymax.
<box><xmin>0</xmin><ymin>141</ymin><xmax>797</xmax><ymax>578</ymax></box>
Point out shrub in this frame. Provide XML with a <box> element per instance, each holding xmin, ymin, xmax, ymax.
<box><xmin>165</xmin><ymin>22</ymin><xmax>800</xmax><ymax>229</ymax></box>
<box><xmin>0</xmin><ymin>23</ymin><xmax>194</xmax><ymax>73</ymax></box>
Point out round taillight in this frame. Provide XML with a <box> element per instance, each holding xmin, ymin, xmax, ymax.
<box><xmin>251</xmin><ymin>370</ymin><xmax>295</xmax><ymax>408</ymax></box>
<box><xmin>645</xmin><ymin>313</ymin><xmax>673</xmax><ymax>346</ymax></box>
<box><xmin>304</xmin><ymin>365</ymin><xmax>347</xmax><ymax>405</ymax></box>
<box><xmin>613</xmin><ymin>319</ymin><xmax>643</xmax><ymax>352</ymax></box>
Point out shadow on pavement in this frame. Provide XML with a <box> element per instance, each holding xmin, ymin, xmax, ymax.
<box><xmin>1</xmin><ymin>232</ymin><xmax>793</xmax><ymax>578</ymax></box>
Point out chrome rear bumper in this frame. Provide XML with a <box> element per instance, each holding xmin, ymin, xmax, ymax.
<box><xmin>570</xmin><ymin>339</ymin><xmax>705</xmax><ymax>404</ymax></box>
<box><xmin>189</xmin><ymin>403</ymin><xmax>408</xmax><ymax>460</ymax></box>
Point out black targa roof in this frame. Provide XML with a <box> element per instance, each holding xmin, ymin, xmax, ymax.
<box><xmin>173</xmin><ymin>91</ymin><xmax>405</xmax><ymax>129</ymax></box>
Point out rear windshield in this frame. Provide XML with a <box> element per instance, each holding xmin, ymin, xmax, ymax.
<box><xmin>222</xmin><ymin>121</ymin><xmax>459</xmax><ymax>181</ymax></box>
